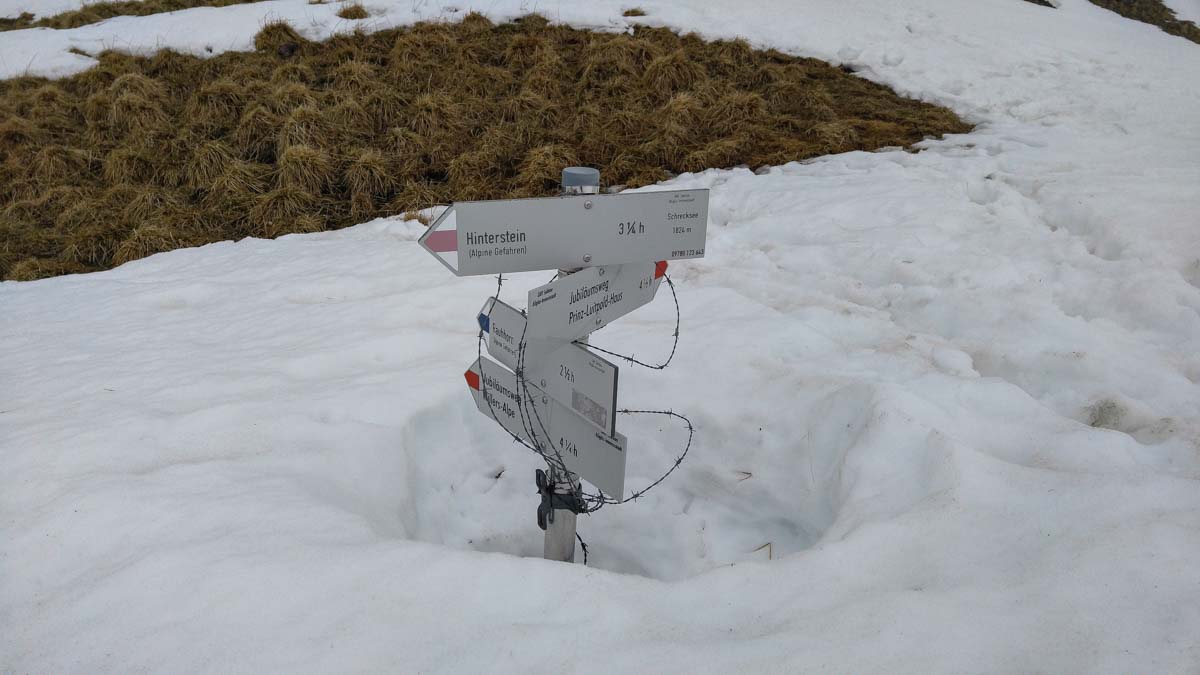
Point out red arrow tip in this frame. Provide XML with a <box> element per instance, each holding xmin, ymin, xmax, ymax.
<box><xmin>425</xmin><ymin>229</ymin><xmax>457</xmax><ymax>253</ymax></box>
<box><xmin>465</xmin><ymin>369</ymin><xmax>480</xmax><ymax>390</ymax></box>
<box><xmin>655</xmin><ymin>260</ymin><xmax>668</xmax><ymax>279</ymax></box>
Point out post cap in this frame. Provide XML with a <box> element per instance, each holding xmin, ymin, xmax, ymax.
<box><xmin>561</xmin><ymin>166</ymin><xmax>601</xmax><ymax>189</ymax></box>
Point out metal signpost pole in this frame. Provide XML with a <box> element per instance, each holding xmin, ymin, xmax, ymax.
<box><xmin>542</xmin><ymin>166</ymin><xmax>600</xmax><ymax>563</ymax></box>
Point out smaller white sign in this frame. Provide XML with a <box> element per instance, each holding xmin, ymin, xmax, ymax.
<box><xmin>480</xmin><ymin>297</ymin><xmax>619</xmax><ymax>435</ymax></box>
<box><xmin>466</xmin><ymin>356</ymin><xmax>627</xmax><ymax>498</ymax></box>
<box><xmin>525</xmin><ymin>261</ymin><xmax>665</xmax><ymax>345</ymax></box>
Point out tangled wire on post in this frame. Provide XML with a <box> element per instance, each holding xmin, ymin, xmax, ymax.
<box><xmin>476</xmin><ymin>271</ymin><xmax>696</xmax><ymax>527</ymax></box>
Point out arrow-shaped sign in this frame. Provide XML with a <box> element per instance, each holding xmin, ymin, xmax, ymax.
<box><xmin>480</xmin><ymin>297</ymin><xmax>619</xmax><ymax>435</ymax></box>
<box><xmin>525</xmin><ymin>261</ymin><xmax>666</xmax><ymax>346</ymax></box>
<box><xmin>466</xmin><ymin>356</ymin><xmax>627</xmax><ymax>498</ymax></box>
<box><xmin>418</xmin><ymin>189</ymin><xmax>708</xmax><ymax>276</ymax></box>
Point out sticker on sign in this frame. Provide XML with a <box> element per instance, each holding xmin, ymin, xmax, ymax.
<box><xmin>479</xmin><ymin>297</ymin><xmax>619</xmax><ymax>435</ymax></box>
<box><xmin>418</xmin><ymin>189</ymin><xmax>708</xmax><ymax>276</ymax></box>
<box><xmin>465</xmin><ymin>356</ymin><xmax>627</xmax><ymax>498</ymax></box>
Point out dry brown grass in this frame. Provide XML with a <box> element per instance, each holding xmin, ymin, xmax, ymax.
<box><xmin>336</xmin><ymin>3</ymin><xmax>369</xmax><ymax>20</ymax></box>
<box><xmin>1087</xmin><ymin>0</ymin><xmax>1200</xmax><ymax>43</ymax></box>
<box><xmin>0</xmin><ymin>15</ymin><xmax>972</xmax><ymax>280</ymax></box>
<box><xmin>1020</xmin><ymin>0</ymin><xmax>1199</xmax><ymax>43</ymax></box>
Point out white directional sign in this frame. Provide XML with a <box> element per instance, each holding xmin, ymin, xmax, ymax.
<box><xmin>480</xmin><ymin>297</ymin><xmax>619</xmax><ymax>435</ymax></box>
<box><xmin>418</xmin><ymin>189</ymin><xmax>708</xmax><ymax>276</ymax></box>
<box><xmin>465</xmin><ymin>356</ymin><xmax>627</xmax><ymax>498</ymax></box>
<box><xmin>525</xmin><ymin>261</ymin><xmax>665</xmax><ymax>345</ymax></box>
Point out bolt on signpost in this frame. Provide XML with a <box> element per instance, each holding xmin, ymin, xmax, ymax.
<box><xmin>419</xmin><ymin>166</ymin><xmax>709</xmax><ymax>563</ymax></box>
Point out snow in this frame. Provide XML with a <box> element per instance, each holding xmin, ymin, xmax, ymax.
<box><xmin>1163</xmin><ymin>0</ymin><xmax>1200</xmax><ymax>24</ymax></box>
<box><xmin>3</xmin><ymin>0</ymin><xmax>1200</xmax><ymax>672</ymax></box>
<box><xmin>0</xmin><ymin>0</ymin><xmax>91</xmax><ymax>20</ymax></box>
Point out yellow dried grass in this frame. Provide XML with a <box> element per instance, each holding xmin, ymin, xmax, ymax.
<box><xmin>336</xmin><ymin>3</ymin><xmax>368</xmax><ymax>20</ymax></box>
<box><xmin>276</xmin><ymin>144</ymin><xmax>336</xmax><ymax>192</ymax></box>
<box><xmin>0</xmin><ymin>16</ymin><xmax>971</xmax><ymax>280</ymax></box>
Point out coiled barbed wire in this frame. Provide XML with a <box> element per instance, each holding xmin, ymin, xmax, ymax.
<box><xmin>476</xmin><ymin>270</ymin><xmax>695</xmax><ymax>517</ymax></box>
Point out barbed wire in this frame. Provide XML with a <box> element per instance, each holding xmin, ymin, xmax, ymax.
<box><xmin>575</xmin><ymin>532</ymin><xmax>589</xmax><ymax>565</ymax></box>
<box><xmin>613</xmin><ymin>408</ymin><xmax>694</xmax><ymax>502</ymax></box>
<box><xmin>578</xmin><ymin>274</ymin><xmax>681</xmax><ymax>370</ymax></box>
<box><xmin>476</xmin><ymin>273</ymin><xmax>578</xmax><ymax>496</ymax></box>
<box><xmin>474</xmin><ymin>268</ymin><xmax>696</xmax><ymax>561</ymax></box>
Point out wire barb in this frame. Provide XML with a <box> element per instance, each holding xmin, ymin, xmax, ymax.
<box><xmin>579</xmin><ymin>274</ymin><xmax>682</xmax><ymax>370</ymax></box>
<box><xmin>476</xmin><ymin>270</ymin><xmax>695</xmax><ymax>515</ymax></box>
<box><xmin>575</xmin><ymin>532</ymin><xmax>589</xmax><ymax>565</ymax></box>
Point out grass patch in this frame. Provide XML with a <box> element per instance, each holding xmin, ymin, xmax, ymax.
<box><xmin>1087</xmin><ymin>0</ymin><xmax>1200</xmax><ymax>44</ymax></box>
<box><xmin>0</xmin><ymin>0</ymin><xmax>272</xmax><ymax>31</ymax></box>
<box><xmin>336</xmin><ymin>3</ymin><xmax>369</xmax><ymax>20</ymax></box>
<box><xmin>1019</xmin><ymin>0</ymin><xmax>1199</xmax><ymax>44</ymax></box>
<box><xmin>0</xmin><ymin>12</ymin><xmax>34</xmax><ymax>30</ymax></box>
<box><xmin>622</xmin><ymin>8</ymin><xmax>647</xmax><ymax>17</ymax></box>
<box><xmin>0</xmin><ymin>14</ymin><xmax>971</xmax><ymax>280</ymax></box>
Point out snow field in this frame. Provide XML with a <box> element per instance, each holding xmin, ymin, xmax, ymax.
<box><xmin>1163</xmin><ymin>0</ymin><xmax>1200</xmax><ymax>24</ymax></box>
<box><xmin>0</xmin><ymin>0</ymin><xmax>92</xmax><ymax>20</ymax></box>
<box><xmin>2</xmin><ymin>0</ymin><xmax>1200</xmax><ymax>672</ymax></box>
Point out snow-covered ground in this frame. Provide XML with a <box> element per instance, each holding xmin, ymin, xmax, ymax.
<box><xmin>3</xmin><ymin>0</ymin><xmax>1200</xmax><ymax>672</ymax></box>
<box><xmin>0</xmin><ymin>0</ymin><xmax>87</xmax><ymax>20</ymax></box>
<box><xmin>1164</xmin><ymin>0</ymin><xmax>1200</xmax><ymax>24</ymax></box>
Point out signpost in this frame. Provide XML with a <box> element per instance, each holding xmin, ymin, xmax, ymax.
<box><xmin>479</xmin><ymin>297</ymin><xmax>619</xmax><ymax>436</ymax></box>
<box><xmin>465</xmin><ymin>356</ymin><xmax>627</xmax><ymax>499</ymax></box>
<box><xmin>421</xmin><ymin>166</ymin><xmax>709</xmax><ymax>564</ymax></box>
<box><xmin>418</xmin><ymin>189</ymin><xmax>708</xmax><ymax>276</ymax></box>
<box><xmin>525</xmin><ymin>261</ymin><xmax>666</xmax><ymax>348</ymax></box>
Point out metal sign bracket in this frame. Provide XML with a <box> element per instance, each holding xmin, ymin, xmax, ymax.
<box><xmin>535</xmin><ymin>469</ymin><xmax>586</xmax><ymax>531</ymax></box>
